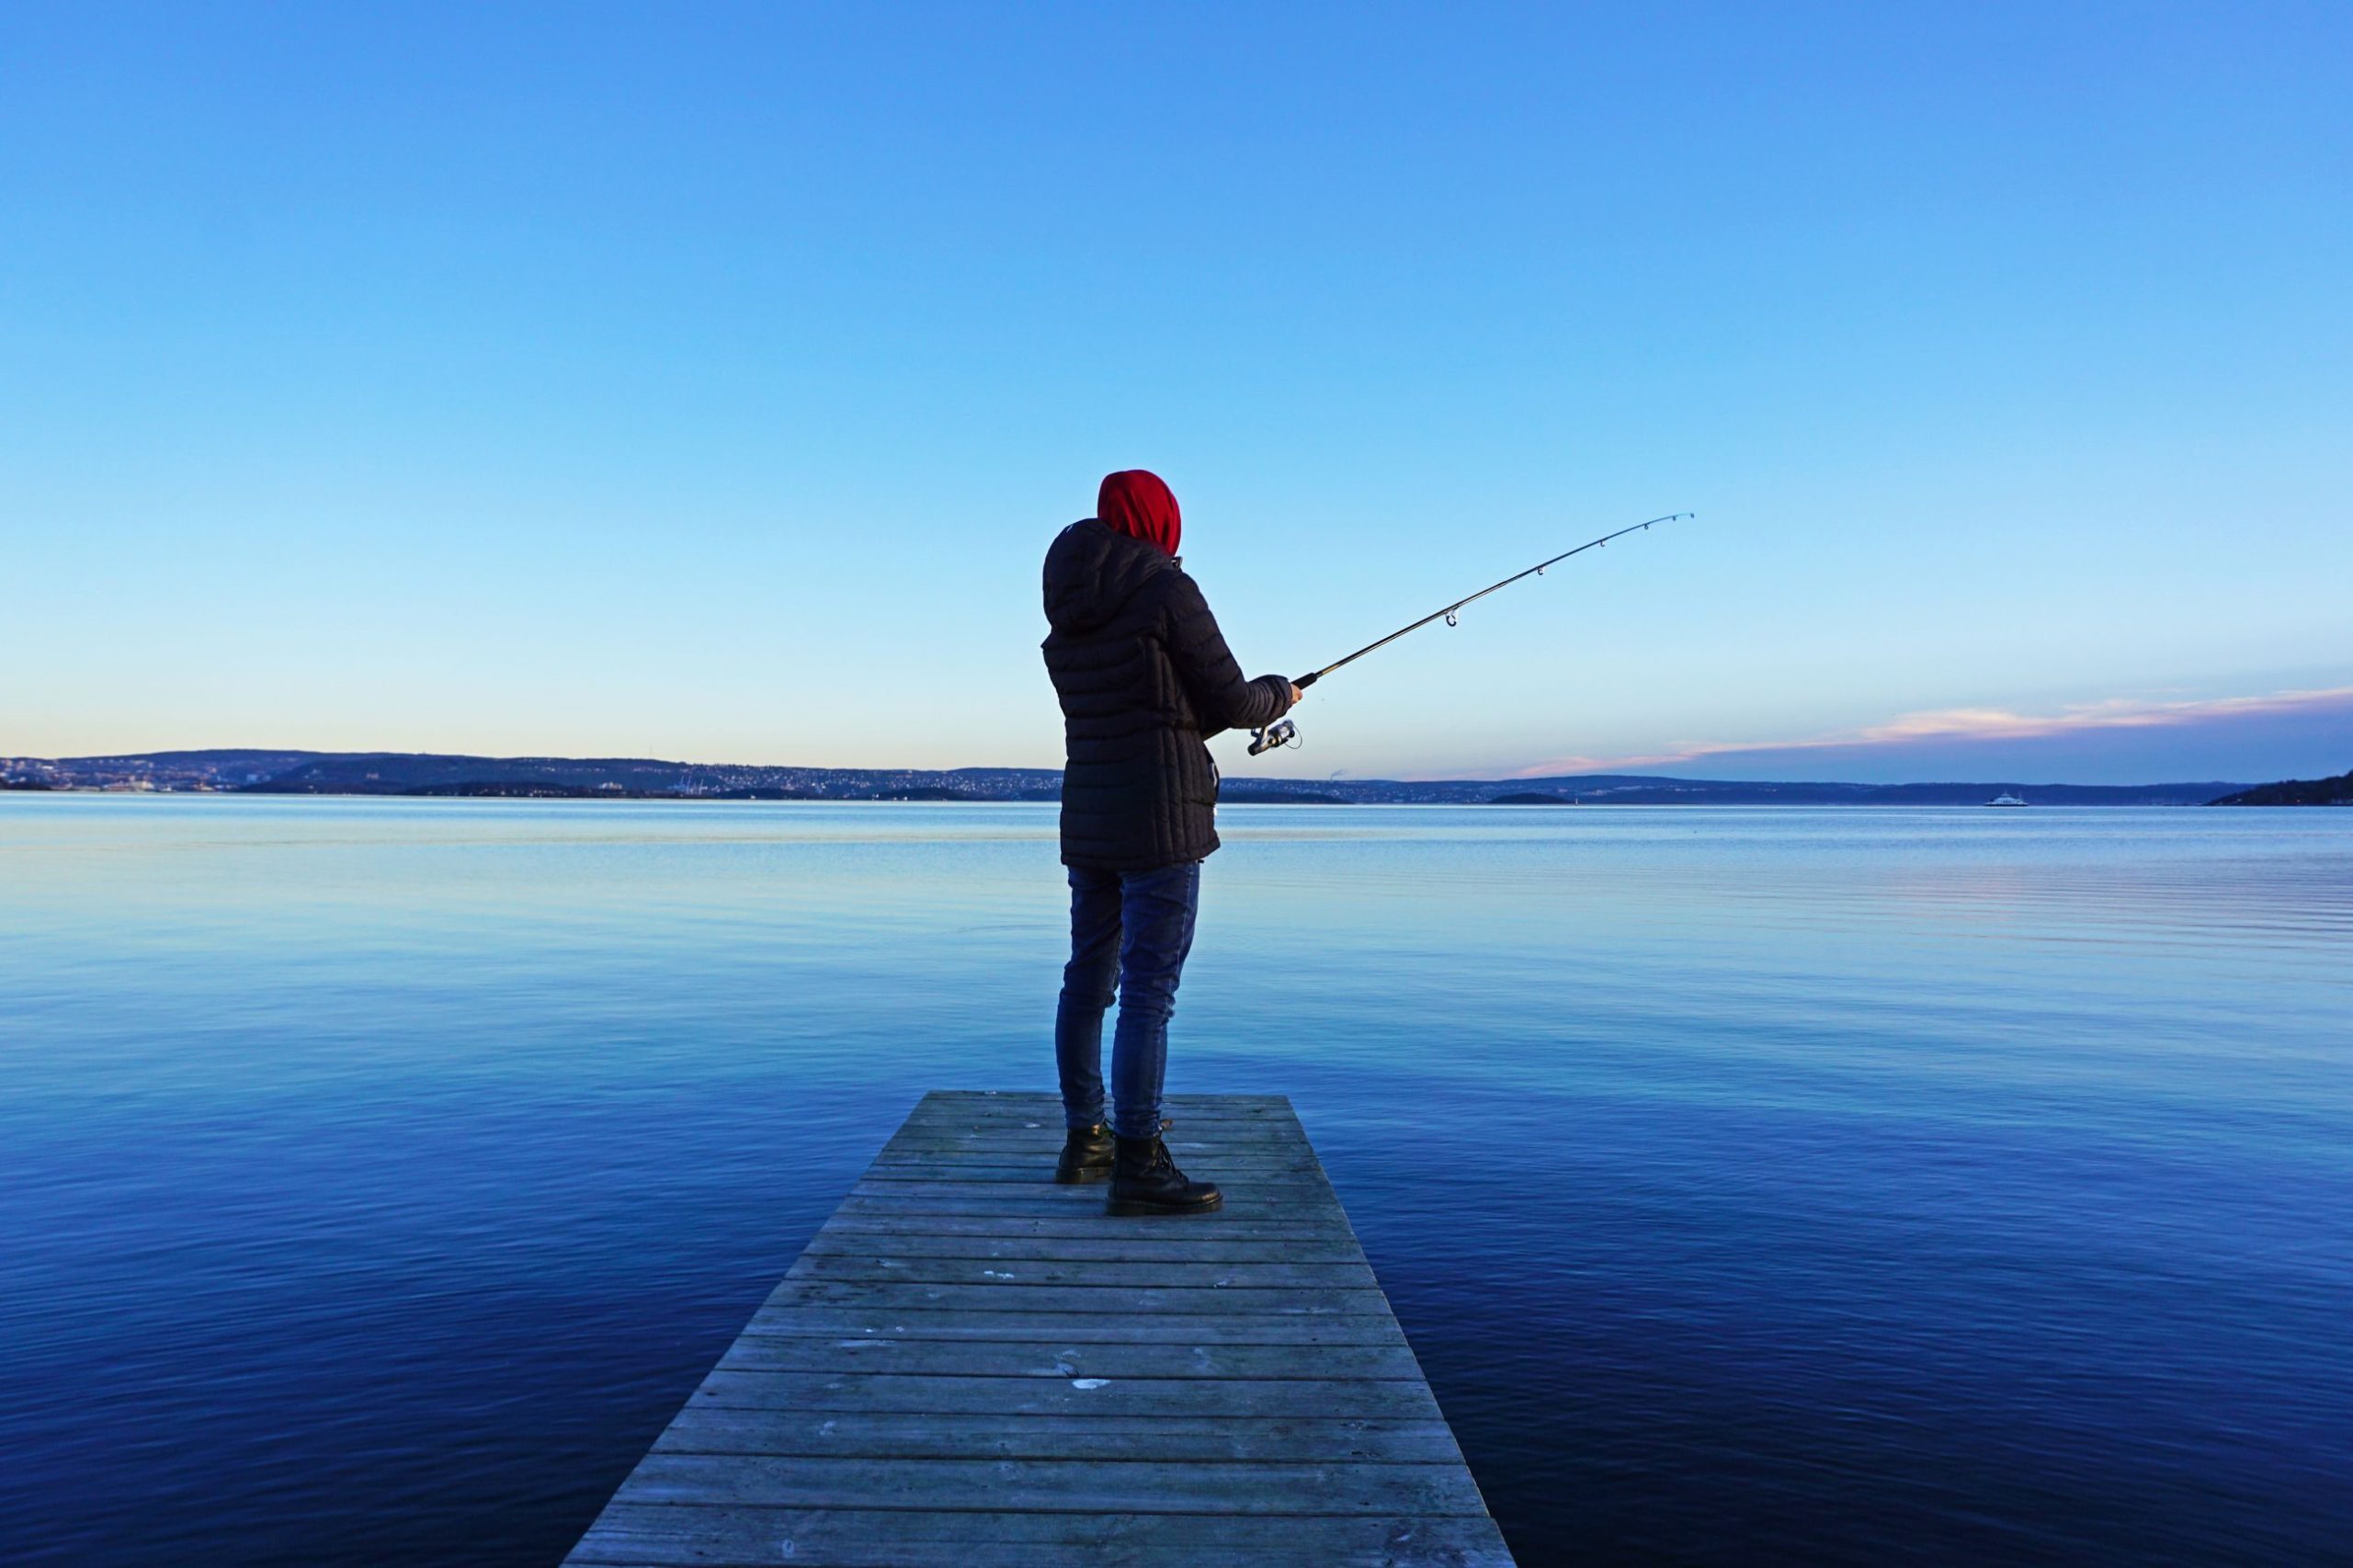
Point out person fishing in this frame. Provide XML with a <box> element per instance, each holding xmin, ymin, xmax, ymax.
<box><xmin>1040</xmin><ymin>469</ymin><xmax>1299</xmax><ymax>1215</ymax></box>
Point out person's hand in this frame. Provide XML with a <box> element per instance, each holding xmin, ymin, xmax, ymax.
<box><xmin>1289</xmin><ymin>682</ymin><xmax>1306</xmax><ymax>705</ymax></box>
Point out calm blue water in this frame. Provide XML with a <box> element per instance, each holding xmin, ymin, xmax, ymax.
<box><xmin>2</xmin><ymin>797</ymin><xmax>2347</xmax><ymax>1565</ymax></box>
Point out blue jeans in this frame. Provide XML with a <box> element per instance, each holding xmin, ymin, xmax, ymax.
<box><xmin>1054</xmin><ymin>859</ymin><xmax>1201</xmax><ymax>1140</ymax></box>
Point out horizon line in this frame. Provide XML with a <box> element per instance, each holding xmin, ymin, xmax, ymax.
<box><xmin>1</xmin><ymin>744</ymin><xmax>2275</xmax><ymax>792</ymax></box>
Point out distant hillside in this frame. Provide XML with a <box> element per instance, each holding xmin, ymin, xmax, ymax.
<box><xmin>4</xmin><ymin>749</ymin><xmax>327</xmax><ymax>791</ymax></box>
<box><xmin>2210</xmin><ymin>768</ymin><xmax>2353</xmax><ymax>806</ymax></box>
<box><xmin>247</xmin><ymin>755</ymin><xmax>1074</xmax><ymax>801</ymax></box>
<box><xmin>1221</xmin><ymin>788</ymin><xmax>1346</xmax><ymax>804</ymax></box>
<box><xmin>0</xmin><ymin>748</ymin><xmax>2253</xmax><ymax>805</ymax></box>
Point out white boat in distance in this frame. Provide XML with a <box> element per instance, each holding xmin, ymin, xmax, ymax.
<box><xmin>1986</xmin><ymin>791</ymin><xmax>2029</xmax><ymax>807</ymax></box>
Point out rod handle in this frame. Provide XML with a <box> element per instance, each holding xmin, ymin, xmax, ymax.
<box><xmin>1294</xmin><ymin>672</ymin><xmax>1320</xmax><ymax>690</ymax></box>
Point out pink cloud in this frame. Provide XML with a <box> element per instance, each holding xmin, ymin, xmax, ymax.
<box><xmin>1508</xmin><ymin>685</ymin><xmax>2353</xmax><ymax>778</ymax></box>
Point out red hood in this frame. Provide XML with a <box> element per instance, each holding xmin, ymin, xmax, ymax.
<box><xmin>1097</xmin><ymin>469</ymin><xmax>1180</xmax><ymax>557</ymax></box>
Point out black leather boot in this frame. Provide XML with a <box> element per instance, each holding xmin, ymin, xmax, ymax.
<box><xmin>1053</xmin><ymin>1123</ymin><xmax>1115</xmax><ymax>1185</ymax></box>
<box><xmin>1107</xmin><ymin>1133</ymin><xmax>1222</xmax><ymax>1216</ymax></box>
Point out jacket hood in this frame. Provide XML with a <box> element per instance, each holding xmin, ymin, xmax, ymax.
<box><xmin>1043</xmin><ymin>518</ymin><xmax>1173</xmax><ymax>635</ymax></box>
<box><xmin>1097</xmin><ymin>469</ymin><xmax>1181</xmax><ymax>557</ymax></box>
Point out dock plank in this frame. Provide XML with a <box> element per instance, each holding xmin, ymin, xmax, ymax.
<box><xmin>796</xmin><ymin>1229</ymin><xmax>1367</xmax><ymax>1262</ymax></box>
<box><xmin>688</xmin><ymin>1369</ymin><xmax>1446</xmax><ymax>1419</ymax></box>
<box><xmin>746</xmin><ymin>1306</ymin><xmax>1411</xmax><ymax>1346</ymax></box>
<box><xmin>565</xmin><ymin>1092</ymin><xmax>1512</xmax><ymax>1566</ymax></box>
<box><xmin>570</xmin><ymin>1504</ymin><xmax>1514</xmax><ymax>1567</ymax></box>
<box><xmin>650</xmin><ymin>1409</ymin><xmax>1471</xmax><ymax>1462</ymax></box>
<box><xmin>783</xmin><ymin>1255</ymin><xmax>1380</xmax><ymax>1288</ymax></box>
<box><xmin>716</xmin><ymin>1336</ymin><xmax>1430</xmax><ymax>1380</ymax></box>
<box><xmin>610</xmin><ymin>1451</ymin><xmax>1494</xmax><ymax>1514</ymax></box>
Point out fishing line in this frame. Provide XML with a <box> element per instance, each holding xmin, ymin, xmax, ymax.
<box><xmin>1247</xmin><ymin>512</ymin><xmax>1693</xmax><ymax>755</ymax></box>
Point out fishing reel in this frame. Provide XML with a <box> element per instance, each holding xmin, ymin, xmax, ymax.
<box><xmin>1246</xmin><ymin>718</ymin><xmax>1300</xmax><ymax>756</ymax></box>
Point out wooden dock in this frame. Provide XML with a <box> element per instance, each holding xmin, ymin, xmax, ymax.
<box><xmin>565</xmin><ymin>1090</ymin><xmax>1514</xmax><ymax>1566</ymax></box>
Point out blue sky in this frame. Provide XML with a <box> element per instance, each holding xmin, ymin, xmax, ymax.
<box><xmin>4</xmin><ymin>3</ymin><xmax>2347</xmax><ymax>783</ymax></box>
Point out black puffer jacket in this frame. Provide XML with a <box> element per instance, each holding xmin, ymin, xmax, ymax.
<box><xmin>1041</xmin><ymin>519</ymin><xmax>1294</xmax><ymax>870</ymax></box>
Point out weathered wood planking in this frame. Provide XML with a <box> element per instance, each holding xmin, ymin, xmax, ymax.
<box><xmin>566</xmin><ymin>1091</ymin><xmax>1515</xmax><ymax>1567</ymax></box>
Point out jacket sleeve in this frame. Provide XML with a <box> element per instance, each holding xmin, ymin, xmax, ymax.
<box><xmin>1162</xmin><ymin>571</ymin><xmax>1295</xmax><ymax>737</ymax></box>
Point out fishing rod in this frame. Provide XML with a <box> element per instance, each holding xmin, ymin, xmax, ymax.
<box><xmin>1247</xmin><ymin>511</ymin><xmax>1694</xmax><ymax>755</ymax></box>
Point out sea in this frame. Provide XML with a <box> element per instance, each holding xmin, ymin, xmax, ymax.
<box><xmin>2</xmin><ymin>796</ymin><xmax>2347</xmax><ymax>1565</ymax></box>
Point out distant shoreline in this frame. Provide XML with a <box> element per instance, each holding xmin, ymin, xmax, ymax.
<box><xmin>0</xmin><ymin>748</ymin><xmax>2270</xmax><ymax>806</ymax></box>
<box><xmin>1</xmin><ymin>791</ymin><xmax>2304</xmax><ymax>808</ymax></box>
